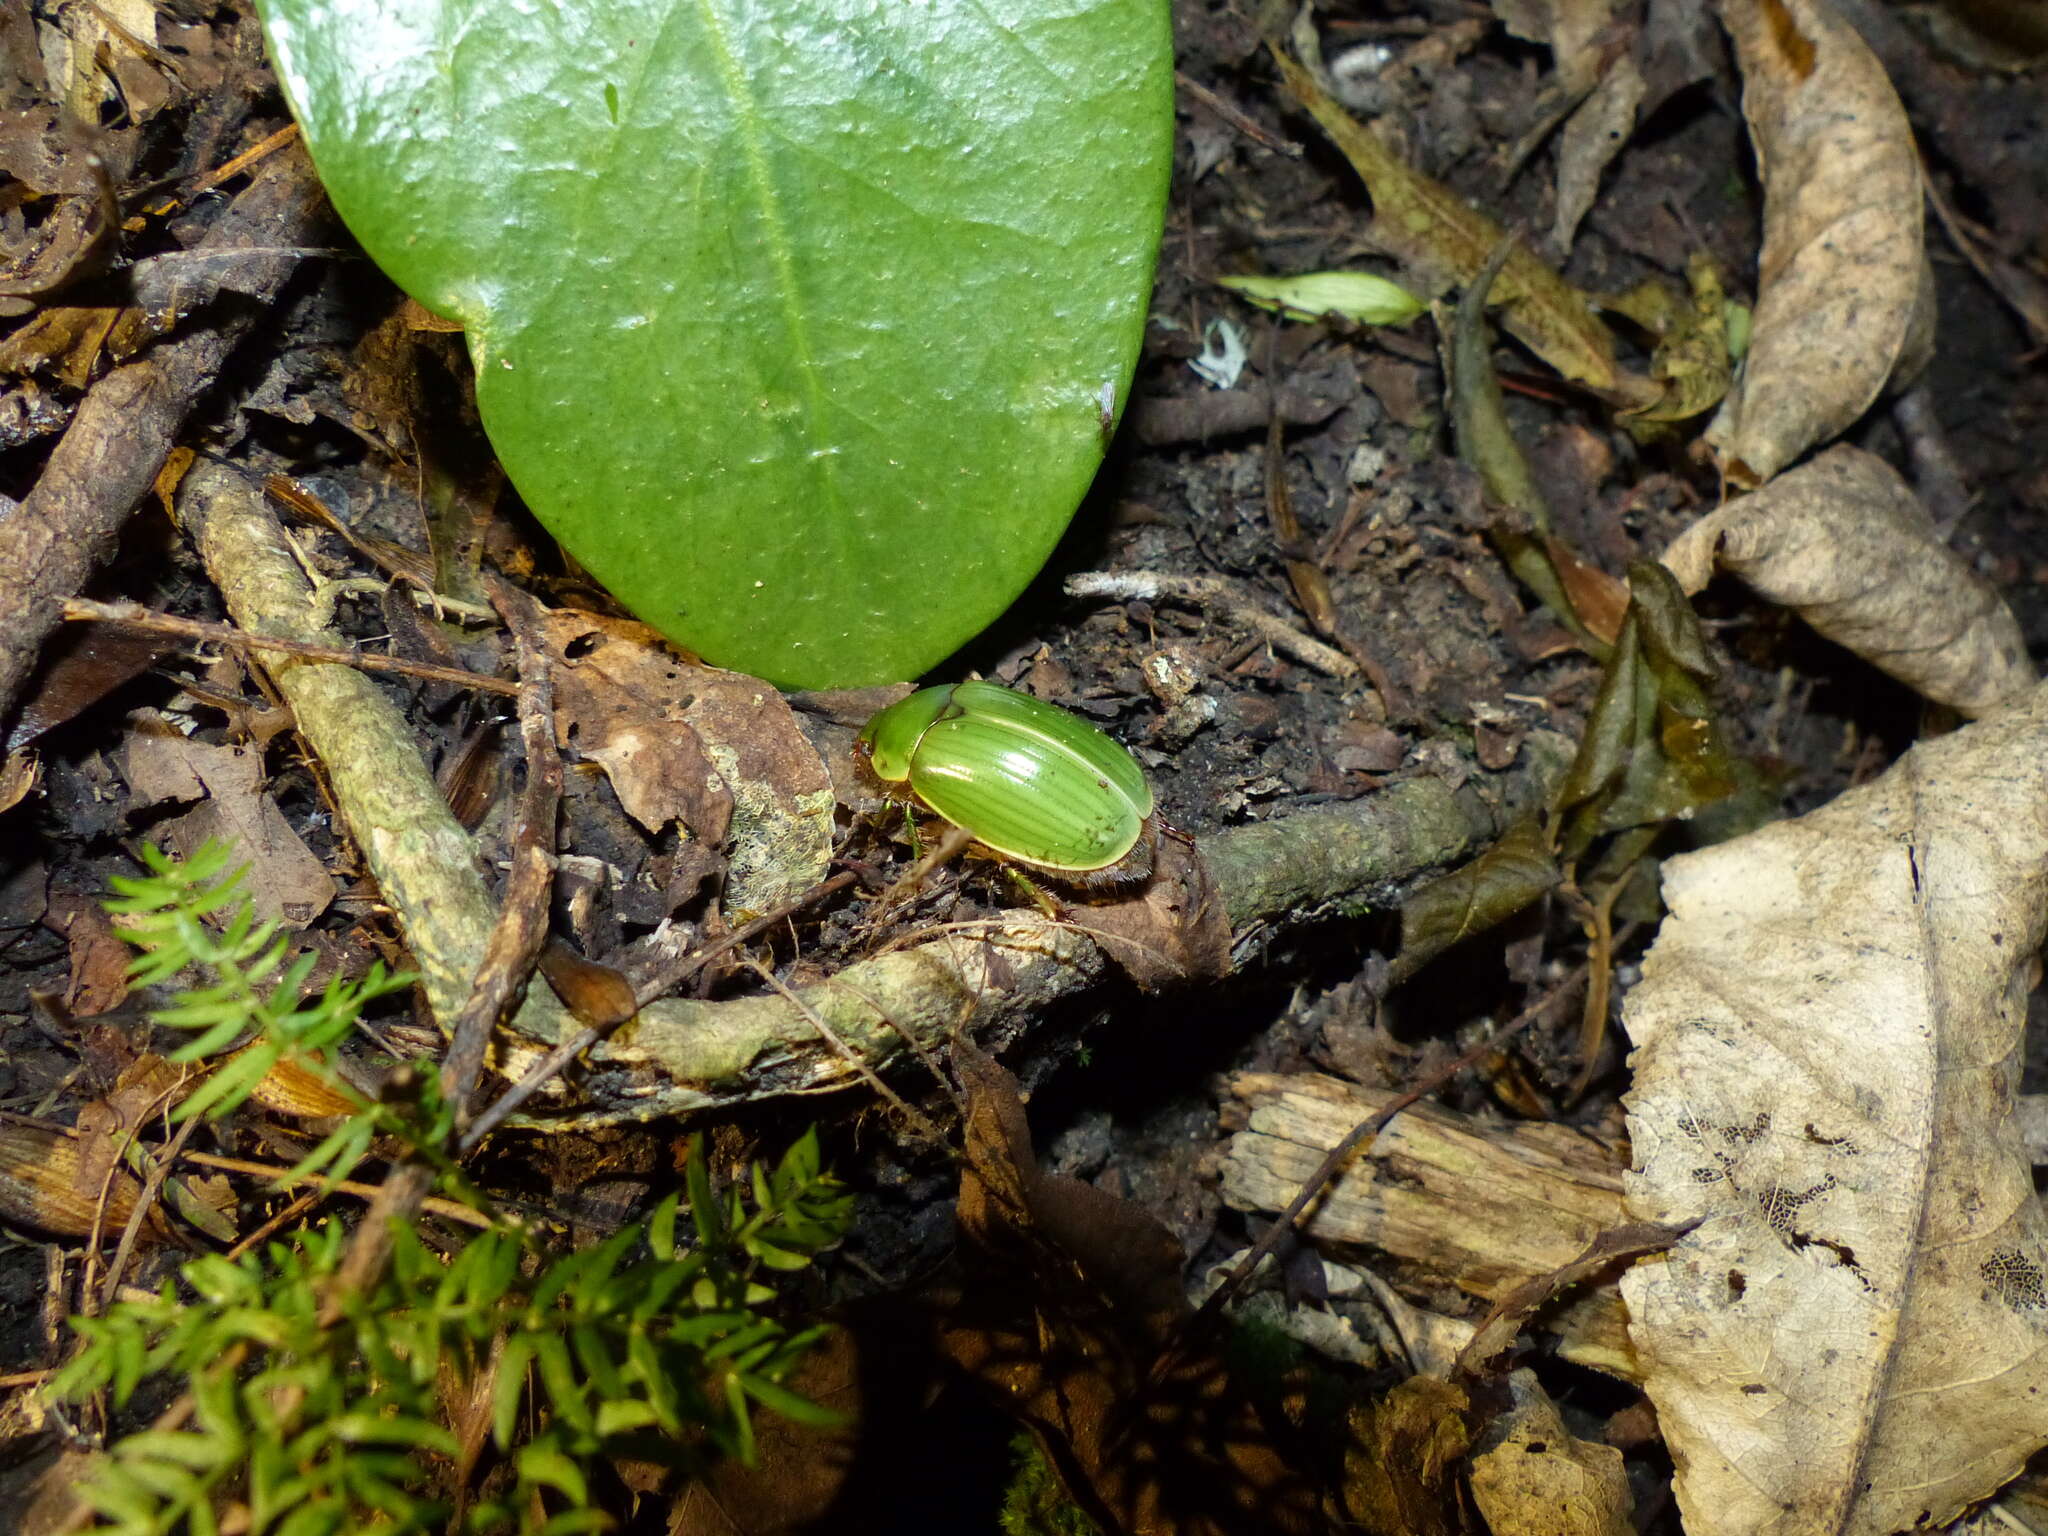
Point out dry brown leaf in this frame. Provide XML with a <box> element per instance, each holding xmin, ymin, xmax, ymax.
<box><xmin>1552</xmin><ymin>54</ymin><xmax>1645</xmax><ymax>253</ymax></box>
<box><xmin>1060</xmin><ymin>826</ymin><xmax>1232</xmax><ymax>989</ymax></box>
<box><xmin>0</xmin><ymin>748</ymin><xmax>38</xmax><ymax>813</ymax></box>
<box><xmin>1620</xmin><ymin>679</ymin><xmax>2048</xmax><ymax>1536</ymax></box>
<box><xmin>43</xmin><ymin>887</ymin><xmax>132</xmax><ymax>1016</ymax></box>
<box><xmin>4</xmin><ymin>622</ymin><xmax>176</xmax><ymax>753</ymax></box>
<box><xmin>1661</xmin><ymin>445</ymin><xmax>2034</xmax><ymax>717</ymax></box>
<box><xmin>1467</xmin><ymin>1370</ymin><xmax>1632</xmax><ymax>1536</ymax></box>
<box><xmin>1271</xmin><ymin>48</ymin><xmax>1658</xmax><ymax>410</ymax></box>
<box><xmin>943</xmin><ymin>1042</ymin><xmax>1327</xmax><ymax>1536</ymax></box>
<box><xmin>1489</xmin><ymin>0</ymin><xmax>1621</xmax><ymax>92</ymax></box>
<box><xmin>536</xmin><ymin>609</ymin><xmax>734</xmax><ymax>843</ymax></box>
<box><xmin>535</xmin><ymin>609</ymin><xmax>834</xmax><ymax>918</ymax></box>
<box><xmin>1340</xmin><ymin>1374</ymin><xmax>1472</xmax><ymax>1536</ymax></box>
<box><xmin>669</xmin><ymin>1325</ymin><xmax>862</xmax><ymax>1534</ymax></box>
<box><xmin>1704</xmin><ymin>0</ymin><xmax>1926</xmax><ymax>485</ymax></box>
<box><xmin>119</xmin><ymin>716</ymin><xmax>335</xmax><ymax>925</ymax></box>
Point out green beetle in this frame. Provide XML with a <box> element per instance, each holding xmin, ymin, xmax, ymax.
<box><xmin>856</xmin><ymin>680</ymin><xmax>1155</xmax><ymax>877</ymax></box>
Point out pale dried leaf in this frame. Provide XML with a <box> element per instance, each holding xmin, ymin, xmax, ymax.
<box><xmin>1489</xmin><ymin>0</ymin><xmax>1621</xmax><ymax>92</ymax></box>
<box><xmin>119</xmin><ymin>720</ymin><xmax>334</xmax><ymax>925</ymax></box>
<box><xmin>1704</xmin><ymin>0</ymin><xmax>1925</xmax><ymax>484</ymax></box>
<box><xmin>1621</xmin><ymin>680</ymin><xmax>2048</xmax><ymax>1536</ymax></box>
<box><xmin>1661</xmin><ymin>445</ymin><xmax>2033</xmax><ymax>717</ymax></box>
<box><xmin>1468</xmin><ymin>1371</ymin><xmax>1632</xmax><ymax>1536</ymax></box>
<box><xmin>1552</xmin><ymin>54</ymin><xmax>1645</xmax><ymax>253</ymax></box>
<box><xmin>536</xmin><ymin>609</ymin><xmax>834</xmax><ymax>918</ymax></box>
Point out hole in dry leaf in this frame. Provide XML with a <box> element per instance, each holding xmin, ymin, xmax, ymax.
<box><xmin>1756</xmin><ymin>1175</ymin><xmax>1836</xmax><ymax>1236</ymax></box>
<box><xmin>1801</xmin><ymin>1123</ymin><xmax>1859</xmax><ymax>1153</ymax></box>
<box><xmin>1982</xmin><ymin>1250</ymin><xmax>2047</xmax><ymax>1310</ymax></box>
<box><xmin>1720</xmin><ymin>1112</ymin><xmax>1771</xmax><ymax>1145</ymax></box>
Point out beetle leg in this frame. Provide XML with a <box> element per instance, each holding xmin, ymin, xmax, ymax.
<box><xmin>1003</xmin><ymin>865</ymin><xmax>1061</xmax><ymax>918</ymax></box>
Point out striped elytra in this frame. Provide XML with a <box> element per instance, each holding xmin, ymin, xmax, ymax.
<box><xmin>857</xmin><ymin>680</ymin><xmax>1152</xmax><ymax>873</ymax></box>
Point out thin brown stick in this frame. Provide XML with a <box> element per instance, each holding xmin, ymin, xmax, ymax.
<box><xmin>459</xmin><ymin>870</ymin><xmax>860</xmax><ymax>1150</ymax></box>
<box><xmin>79</xmin><ymin>1078</ymin><xmax>190</xmax><ymax>1317</ymax></box>
<box><xmin>224</xmin><ymin>1189</ymin><xmax>323</xmax><ymax>1261</ymax></box>
<box><xmin>99</xmin><ymin>1110</ymin><xmax>205</xmax><ymax>1312</ymax></box>
<box><xmin>1175</xmin><ymin>69</ymin><xmax>1303</xmax><ymax>157</ymax></box>
<box><xmin>1921</xmin><ymin>160</ymin><xmax>2048</xmax><ymax>347</ymax></box>
<box><xmin>1064</xmin><ymin>570</ymin><xmax>1359</xmax><ymax>680</ymax></box>
<box><xmin>189</xmin><ymin>123</ymin><xmax>302</xmax><ymax>196</ymax></box>
<box><xmin>834</xmin><ymin>977</ymin><xmax>968</xmax><ymax>1122</ymax></box>
<box><xmin>742</xmin><ymin>957</ymin><xmax>946</xmax><ymax>1143</ymax></box>
<box><xmin>174</xmin><ymin>1150</ymin><xmax>498</xmax><ymax>1230</ymax></box>
<box><xmin>62</xmin><ymin>596</ymin><xmax>520</xmax><ymax>696</ymax></box>
<box><xmin>1566</xmin><ymin>884</ymin><xmax>1640</xmax><ymax>1104</ymax></box>
<box><xmin>445</xmin><ymin>581</ymin><xmax>562</xmax><ymax>1137</ymax></box>
<box><xmin>631</xmin><ymin>871</ymin><xmax>861</xmax><ymax>1007</ymax></box>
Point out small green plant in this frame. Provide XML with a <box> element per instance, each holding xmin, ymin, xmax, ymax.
<box><xmin>998</xmin><ymin>1433</ymin><xmax>1102</xmax><ymax>1536</ymax></box>
<box><xmin>106</xmin><ymin>839</ymin><xmax>413</xmax><ymax>1185</ymax></box>
<box><xmin>58</xmin><ymin>844</ymin><xmax>851</xmax><ymax>1534</ymax></box>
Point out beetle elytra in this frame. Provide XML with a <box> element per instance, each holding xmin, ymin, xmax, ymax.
<box><xmin>856</xmin><ymin>680</ymin><xmax>1154</xmax><ymax>877</ymax></box>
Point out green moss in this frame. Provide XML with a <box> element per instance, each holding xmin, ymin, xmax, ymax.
<box><xmin>999</xmin><ymin>1434</ymin><xmax>1102</xmax><ymax>1536</ymax></box>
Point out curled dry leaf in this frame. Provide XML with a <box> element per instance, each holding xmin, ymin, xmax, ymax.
<box><xmin>536</xmin><ymin>609</ymin><xmax>835</xmax><ymax>918</ymax></box>
<box><xmin>0</xmin><ymin>1123</ymin><xmax>156</xmax><ymax>1241</ymax></box>
<box><xmin>1704</xmin><ymin>0</ymin><xmax>1926</xmax><ymax>485</ymax></box>
<box><xmin>1467</xmin><ymin>1370</ymin><xmax>1632</xmax><ymax>1536</ymax></box>
<box><xmin>1662</xmin><ymin>445</ymin><xmax>2034</xmax><ymax>717</ymax></box>
<box><xmin>1621</xmin><ymin>679</ymin><xmax>2048</xmax><ymax>1536</ymax></box>
<box><xmin>1389</xmin><ymin>815</ymin><xmax>1561</xmax><ymax>987</ymax></box>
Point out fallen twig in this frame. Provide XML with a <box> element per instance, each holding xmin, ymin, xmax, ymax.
<box><xmin>62</xmin><ymin>596</ymin><xmax>518</xmax><ymax>697</ymax></box>
<box><xmin>1064</xmin><ymin>569</ymin><xmax>1360</xmax><ymax>679</ymax></box>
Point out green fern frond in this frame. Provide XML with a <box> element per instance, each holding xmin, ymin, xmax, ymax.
<box><xmin>61</xmin><ymin>841</ymin><xmax>849</xmax><ymax>1535</ymax></box>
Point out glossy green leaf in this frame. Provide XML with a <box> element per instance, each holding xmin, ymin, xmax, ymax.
<box><xmin>256</xmin><ymin>0</ymin><xmax>1173</xmax><ymax>687</ymax></box>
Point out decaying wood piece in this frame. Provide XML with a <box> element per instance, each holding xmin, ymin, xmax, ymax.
<box><xmin>590</xmin><ymin>765</ymin><xmax>1560</xmax><ymax>1122</ymax></box>
<box><xmin>177</xmin><ymin>462</ymin><xmax>580</xmax><ymax>1077</ymax></box>
<box><xmin>1623</xmin><ymin>678</ymin><xmax>2048</xmax><ymax>1536</ymax></box>
<box><xmin>1220</xmin><ymin>1071</ymin><xmax>1636</xmax><ymax>1376</ymax></box>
